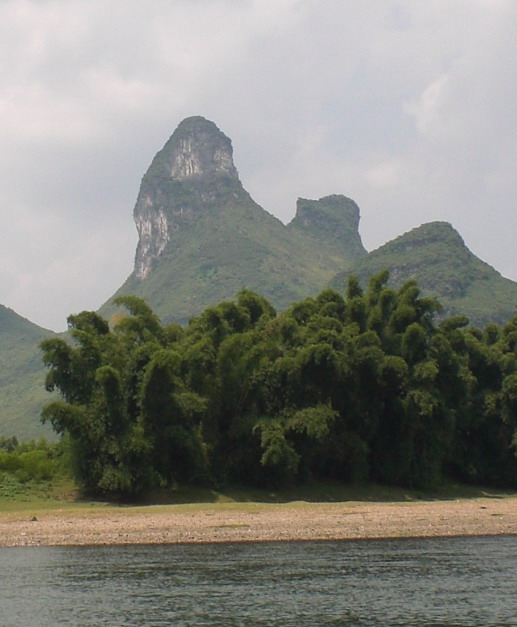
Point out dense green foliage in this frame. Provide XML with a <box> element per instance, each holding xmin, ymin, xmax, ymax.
<box><xmin>41</xmin><ymin>274</ymin><xmax>517</xmax><ymax>497</ymax></box>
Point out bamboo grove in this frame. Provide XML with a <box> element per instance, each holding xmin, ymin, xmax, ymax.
<box><xmin>40</xmin><ymin>271</ymin><xmax>517</xmax><ymax>496</ymax></box>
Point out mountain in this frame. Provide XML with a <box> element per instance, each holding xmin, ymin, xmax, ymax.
<box><xmin>102</xmin><ymin>116</ymin><xmax>366</xmax><ymax>323</ymax></box>
<box><xmin>105</xmin><ymin>115</ymin><xmax>517</xmax><ymax>329</ymax></box>
<box><xmin>331</xmin><ymin>221</ymin><xmax>517</xmax><ymax>327</ymax></box>
<box><xmin>4</xmin><ymin>116</ymin><xmax>517</xmax><ymax>439</ymax></box>
<box><xmin>0</xmin><ymin>305</ymin><xmax>55</xmax><ymax>439</ymax></box>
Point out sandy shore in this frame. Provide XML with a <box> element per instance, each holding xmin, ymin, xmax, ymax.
<box><xmin>1</xmin><ymin>496</ymin><xmax>517</xmax><ymax>548</ymax></box>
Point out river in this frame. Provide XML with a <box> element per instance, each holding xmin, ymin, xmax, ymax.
<box><xmin>1</xmin><ymin>536</ymin><xmax>516</xmax><ymax>625</ymax></box>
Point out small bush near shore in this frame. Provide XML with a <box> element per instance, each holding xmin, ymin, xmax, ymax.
<box><xmin>0</xmin><ymin>437</ymin><xmax>72</xmax><ymax>499</ymax></box>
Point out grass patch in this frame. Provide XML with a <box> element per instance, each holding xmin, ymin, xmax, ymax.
<box><xmin>2</xmin><ymin>476</ymin><xmax>515</xmax><ymax>517</ymax></box>
<box><xmin>0</xmin><ymin>477</ymin><xmax>80</xmax><ymax>511</ymax></box>
<box><xmin>129</xmin><ymin>480</ymin><xmax>517</xmax><ymax>507</ymax></box>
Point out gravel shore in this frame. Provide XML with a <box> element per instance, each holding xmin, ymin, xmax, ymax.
<box><xmin>1</xmin><ymin>497</ymin><xmax>516</xmax><ymax>548</ymax></box>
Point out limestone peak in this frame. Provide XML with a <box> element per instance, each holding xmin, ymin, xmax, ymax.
<box><xmin>156</xmin><ymin>116</ymin><xmax>238</xmax><ymax>181</ymax></box>
<box><xmin>289</xmin><ymin>195</ymin><xmax>367</xmax><ymax>261</ymax></box>
<box><xmin>133</xmin><ymin>116</ymin><xmax>244</xmax><ymax>279</ymax></box>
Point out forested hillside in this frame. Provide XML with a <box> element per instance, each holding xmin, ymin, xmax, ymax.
<box><xmin>0</xmin><ymin>305</ymin><xmax>54</xmax><ymax>439</ymax></box>
<box><xmin>332</xmin><ymin>222</ymin><xmax>517</xmax><ymax>327</ymax></box>
<box><xmin>41</xmin><ymin>274</ymin><xmax>517</xmax><ymax>496</ymax></box>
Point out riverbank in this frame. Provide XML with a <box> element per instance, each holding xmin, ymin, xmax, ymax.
<box><xmin>1</xmin><ymin>495</ymin><xmax>516</xmax><ymax>547</ymax></box>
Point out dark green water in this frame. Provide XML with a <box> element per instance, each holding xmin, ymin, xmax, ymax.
<box><xmin>1</xmin><ymin>536</ymin><xmax>516</xmax><ymax>626</ymax></box>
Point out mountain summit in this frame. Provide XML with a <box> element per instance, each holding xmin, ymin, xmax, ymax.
<box><xmin>106</xmin><ymin>116</ymin><xmax>366</xmax><ymax>323</ymax></box>
<box><xmin>158</xmin><ymin>115</ymin><xmax>238</xmax><ymax>181</ymax></box>
<box><xmin>134</xmin><ymin>116</ymin><xmax>241</xmax><ymax>279</ymax></box>
<box><xmin>289</xmin><ymin>194</ymin><xmax>365</xmax><ymax>261</ymax></box>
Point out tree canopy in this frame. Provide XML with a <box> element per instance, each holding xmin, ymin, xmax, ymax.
<box><xmin>40</xmin><ymin>275</ymin><xmax>517</xmax><ymax>496</ymax></box>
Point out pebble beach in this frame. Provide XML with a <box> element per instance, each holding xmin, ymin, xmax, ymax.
<box><xmin>1</xmin><ymin>497</ymin><xmax>516</xmax><ymax>548</ymax></box>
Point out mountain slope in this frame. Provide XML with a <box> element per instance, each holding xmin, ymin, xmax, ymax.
<box><xmin>331</xmin><ymin>221</ymin><xmax>517</xmax><ymax>327</ymax></box>
<box><xmin>0</xmin><ymin>305</ymin><xmax>55</xmax><ymax>439</ymax></box>
<box><xmin>103</xmin><ymin>116</ymin><xmax>366</xmax><ymax>323</ymax></box>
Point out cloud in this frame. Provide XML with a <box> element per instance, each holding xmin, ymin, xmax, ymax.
<box><xmin>1</xmin><ymin>0</ymin><xmax>517</xmax><ymax>329</ymax></box>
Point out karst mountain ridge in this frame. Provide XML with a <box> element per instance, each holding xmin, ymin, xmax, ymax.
<box><xmin>4</xmin><ymin>114</ymin><xmax>517</xmax><ymax>438</ymax></box>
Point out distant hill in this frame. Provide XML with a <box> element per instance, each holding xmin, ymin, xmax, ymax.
<box><xmin>0</xmin><ymin>305</ymin><xmax>55</xmax><ymax>439</ymax></box>
<box><xmin>101</xmin><ymin>116</ymin><xmax>366</xmax><ymax>323</ymax></box>
<box><xmin>331</xmin><ymin>221</ymin><xmax>517</xmax><ymax>327</ymax></box>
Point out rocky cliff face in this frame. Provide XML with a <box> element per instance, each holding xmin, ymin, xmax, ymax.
<box><xmin>288</xmin><ymin>194</ymin><xmax>367</xmax><ymax>260</ymax></box>
<box><xmin>165</xmin><ymin>117</ymin><xmax>238</xmax><ymax>180</ymax></box>
<box><xmin>133</xmin><ymin>116</ymin><xmax>241</xmax><ymax>279</ymax></box>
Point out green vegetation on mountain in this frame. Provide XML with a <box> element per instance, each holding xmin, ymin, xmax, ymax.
<box><xmin>102</xmin><ymin>117</ymin><xmax>365</xmax><ymax>324</ymax></box>
<box><xmin>0</xmin><ymin>306</ymin><xmax>54</xmax><ymax>439</ymax></box>
<box><xmin>331</xmin><ymin>222</ymin><xmax>517</xmax><ymax>327</ymax></box>
<box><xmin>41</xmin><ymin>279</ymin><xmax>517</xmax><ymax>497</ymax></box>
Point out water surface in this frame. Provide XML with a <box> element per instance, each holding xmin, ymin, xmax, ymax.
<box><xmin>1</xmin><ymin>536</ymin><xmax>516</xmax><ymax>626</ymax></box>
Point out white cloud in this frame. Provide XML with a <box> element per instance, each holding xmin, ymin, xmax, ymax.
<box><xmin>1</xmin><ymin>0</ymin><xmax>517</xmax><ymax>329</ymax></box>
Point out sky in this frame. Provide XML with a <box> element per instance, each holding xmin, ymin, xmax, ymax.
<box><xmin>1</xmin><ymin>0</ymin><xmax>517</xmax><ymax>331</ymax></box>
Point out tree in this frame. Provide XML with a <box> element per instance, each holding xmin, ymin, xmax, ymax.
<box><xmin>40</xmin><ymin>278</ymin><xmax>517</xmax><ymax>495</ymax></box>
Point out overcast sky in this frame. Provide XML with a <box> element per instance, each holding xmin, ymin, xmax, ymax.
<box><xmin>1</xmin><ymin>0</ymin><xmax>516</xmax><ymax>331</ymax></box>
